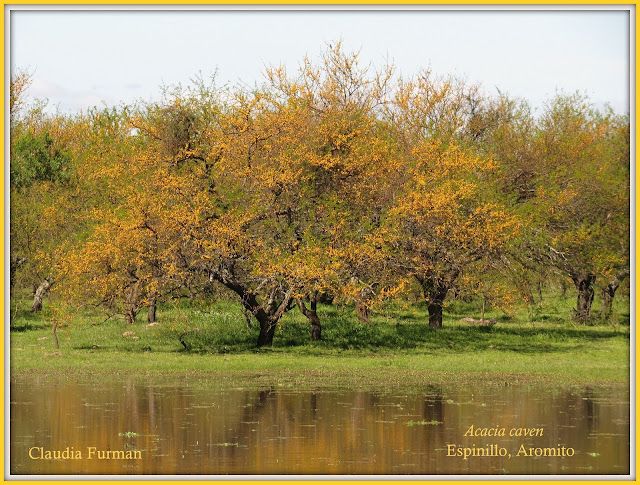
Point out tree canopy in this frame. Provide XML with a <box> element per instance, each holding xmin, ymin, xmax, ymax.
<box><xmin>10</xmin><ymin>44</ymin><xmax>630</xmax><ymax>346</ymax></box>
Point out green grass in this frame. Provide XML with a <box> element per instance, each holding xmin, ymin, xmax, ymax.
<box><xmin>9</xmin><ymin>293</ymin><xmax>631</xmax><ymax>390</ymax></box>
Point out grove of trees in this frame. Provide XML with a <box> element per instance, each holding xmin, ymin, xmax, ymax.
<box><xmin>10</xmin><ymin>44</ymin><xmax>631</xmax><ymax>347</ymax></box>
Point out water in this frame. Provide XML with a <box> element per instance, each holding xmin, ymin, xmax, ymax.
<box><xmin>10</xmin><ymin>376</ymin><xmax>629</xmax><ymax>475</ymax></box>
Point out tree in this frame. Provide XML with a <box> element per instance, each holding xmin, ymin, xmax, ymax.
<box><xmin>255</xmin><ymin>42</ymin><xmax>400</xmax><ymax>333</ymax></box>
<box><xmin>470</xmin><ymin>93</ymin><xmax>556</xmax><ymax>309</ymax></box>
<box><xmin>530</xmin><ymin>94</ymin><xmax>630</xmax><ymax>321</ymax></box>
<box><xmin>600</xmin><ymin>269</ymin><xmax>629</xmax><ymax>319</ymax></box>
<box><xmin>9</xmin><ymin>71</ymin><xmax>80</xmax><ymax>313</ymax></box>
<box><xmin>383</xmin><ymin>139</ymin><xmax>519</xmax><ymax>328</ymax></box>
<box><xmin>382</xmin><ymin>75</ymin><xmax>520</xmax><ymax>328</ymax></box>
<box><xmin>10</xmin><ymin>69</ymin><xmax>32</xmax><ymax>121</ymax></box>
<box><xmin>42</xmin><ymin>48</ymin><xmax>629</xmax><ymax>353</ymax></box>
<box><xmin>58</xmin><ymin>95</ymin><xmax>210</xmax><ymax>324</ymax></box>
<box><xmin>57</xmin><ymin>79</ymin><xmax>298</xmax><ymax>345</ymax></box>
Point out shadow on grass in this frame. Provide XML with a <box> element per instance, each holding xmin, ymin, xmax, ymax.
<box><xmin>166</xmin><ymin>299</ymin><xmax>630</xmax><ymax>354</ymax></box>
<box><xmin>175</xmin><ymin>327</ymin><xmax>258</xmax><ymax>354</ymax></box>
<box><xmin>10</xmin><ymin>319</ymin><xmax>49</xmax><ymax>333</ymax></box>
<box><xmin>10</xmin><ymin>299</ymin><xmax>629</xmax><ymax>356</ymax></box>
<box><xmin>266</xmin><ymin>313</ymin><xmax>629</xmax><ymax>354</ymax></box>
<box><xmin>10</xmin><ymin>308</ymin><xmax>51</xmax><ymax>330</ymax></box>
<box><xmin>73</xmin><ymin>345</ymin><xmax>106</xmax><ymax>351</ymax></box>
<box><xmin>10</xmin><ymin>323</ymin><xmax>34</xmax><ymax>333</ymax></box>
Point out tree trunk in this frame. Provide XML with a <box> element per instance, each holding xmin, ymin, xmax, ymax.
<box><xmin>211</xmin><ymin>263</ymin><xmax>293</xmax><ymax>347</ymax></box>
<box><xmin>601</xmin><ymin>270</ymin><xmax>629</xmax><ymax>319</ymax></box>
<box><xmin>353</xmin><ymin>282</ymin><xmax>374</xmax><ymax>324</ymax></box>
<box><xmin>537</xmin><ymin>281</ymin><xmax>543</xmax><ymax>303</ymax></box>
<box><xmin>124</xmin><ymin>281</ymin><xmax>139</xmax><ymax>324</ymax></box>
<box><xmin>317</xmin><ymin>291</ymin><xmax>334</xmax><ymax>305</ymax></box>
<box><xmin>571</xmin><ymin>274</ymin><xmax>596</xmax><ymax>321</ymax></box>
<box><xmin>426</xmin><ymin>284</ymin><xmax>450</xmax><ymax>328</ymax></box>
<box><xmin>297</xmin><ymin>293</ymin><xmax>321</xmax><ymax>341</ymax></box>
<box><xmin>601</xmin><ymin>287</ymin><xmax>614</xmax><ymax>319</ymax></box>
<box><xmin>52</xmin><ymin>321</ymin><xmax>59</xmax><ymax>349</ymax></box>
<box><xmin>256</xmin><ymin>316</ymin><xmax>277</xmax><ymax>347</ymax></box>
<box><xmin>416</xmin><ymin>272</ymin><xmax>457</xmax><ymax>329</ymax></box>
<box><xmin>255</xmin><ymin>290</ymin><xmax>293</xmax><ymax>347</ymax></box>
<box><xmin>30</xmin><ymin>278</ymin><xmax>52</xmax><ymax>313</ymax></box>
<box><xmin>356</xmin><ymin>301</ymin><xmax>370</xmax><ymax>324</ymax></box>
<box><xmin>147</xmin><ymin>298</ymin><xmax>157</xmax><ymax>323</ymax></box>
<box><xmin>427</xmin><ymin>300</ymin><xmax>444</xmax><ymax>328</ymax></box>
<box><xmin>560</xmin><ymin>279</ymin><xmax>569</xmax><ymax>297</ymax></box>
<box><xmin>125</xmin><ymin>309</ymin><xmax>137</xmax><ymax>325</ymax></box>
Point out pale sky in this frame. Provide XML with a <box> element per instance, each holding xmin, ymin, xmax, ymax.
<box><xmin>8</xmin><ymin>8</ymin><xmax>631</xmax><ymax>115</ymax></box>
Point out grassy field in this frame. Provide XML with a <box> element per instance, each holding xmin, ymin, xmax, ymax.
<box><xmin>9</xmin><ymin>292</ymin><xmax>631</xmax><ymax>390</ymax></box>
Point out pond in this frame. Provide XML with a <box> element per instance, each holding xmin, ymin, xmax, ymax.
<box><xmin>10</xmin><ymin>375</ymin><xmax>629</xmax><ymax>476</ymax></box>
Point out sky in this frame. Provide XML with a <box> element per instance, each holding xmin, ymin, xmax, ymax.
<box><xmin>8</xmin><ymin>8</ymin><xmax>631</xmax><ymax>115</ymax></box>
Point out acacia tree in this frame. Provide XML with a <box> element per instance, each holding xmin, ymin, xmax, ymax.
<box><xmin>255</xmin><ymin>43</ymin><xmax>401</xmax><ymax>332</ymax></box>
<box><xmin>468</xmin><ymin>94</ymin><xmax>556</xmax><ymax>308</ymax></box>
<box><xmin>383</xmin><ymin>139</ymin><xmax>519</xmax><ymax>328</ymax></box>
<box><xmin>58</xmin><ymin>80</ymin><xmax>227</xmax><ymax>325</ymax></box>
<box><xmin>57</xmin><ymin>76</ymin><xmax>299</xmax><ymax>344</ymax></box>
<box><xmin>55</xmin><ymin>105</ymin><xmax>151</xmax><ymax>321</ymax></box>
<box><xmin>9</xmin><ymin>71</ymin><xmax>83</xmax><ymax>313</ymax></box>
<box><xmin>377</xmin><ymin>74</ymin><xmax>521</xmax><ymax>328</ymax></box>
<box><xmin>458</xmin><ymin>90</ymin><xmax>630</xmax><ymax>321</ymax></box>
<box><xmin>600</xmin><ymin>269</ymin><xmax>630</xmax><ymax>319</ymax></box>
<box><xmin>182</xmin><ymin>44</ymin><xmax>404</xmax><ymax>344</ymax></box>
<box><xmin>595</xmin><ymin>117</ymin><xmax>630</xmax><ymax>319</ymax></box>
<box><xmin>46</xmin><ymin>48</ymin><xmax>629</xmax><ymax>352</ymax></box>
<box><xmin>529</xmin><ymin>94</ymin><xmax>630</xmax><ymax>321</ymax></box>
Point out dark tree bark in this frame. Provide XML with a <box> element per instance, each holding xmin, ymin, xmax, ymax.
<box><xmin>353</xmin><ymin>282</ymin><xmax>374</xmax><ymax>324</ymax></box>
<box><xmin>601</xmin><ymin>288</ymin><xmax>614</xmax><ymax>319</ymax></box>
<box><xmin>601</xmin><ymin>270</ymin><xmax>629</xmax><ymax>319</ymax></box>
<box><xmin>416</xmin><ymin>271</ymin><xmax>459</xmax><ymax>329</ymax></box>
<box><xmin>147</xmin><ymin>298</ymin><xmax>157</xmax><ymax>323</ymax></box>
<box><xmin>212</xmin><ymin>262</ymin><xmax>292</xmax><ymax>347</ymax></box>
<box><xmin>296</xmin><ymin>291</ymin><xmax>321</xmax><ymax>341</ymax></box>
<box><xmin>30</xmin><ymin>278</ymin><xmax>52</xmax><ymax>313</ymax></box>
<box><xmin>571</xmin><ymin>273</ymin><xmax>596</xmax><ymax>321</ymax></box>
<box><xmin>426</xmin><ymin>287</ymin><xmax>449</xmax><ymax>329</ymax></box>
<box><xmin>125</xmin><ymin>309</ymin><xmax>137</xmax><ymax>325</ymax></box>
<box><xmin>355</xmin><ymin>301</ymin><xmax>370</xmax><ymax>324</ymax></box>
<box><xmin>537</xmin><ymin>281</ymin><xmax>544</xmax><ymax>303</ymax></box>
<box><xmin>124</xmin><ymin>267</ymin><xmax>140</xmax><ymax>324</ymax></box>
<box><xmin>317</xmin><ymin>291</ymin><xmax>334</xmax><ymax>305</ymax></box>
<box><xmin>256</xmin><ymin>318</ymin><xmax>278</xmax><ymax>347</ymax></box>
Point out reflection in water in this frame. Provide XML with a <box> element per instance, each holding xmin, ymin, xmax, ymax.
<box><xmin>10</xmin><ymin>376</ymin><xmax>629</xmax><ymax>475</ymax></box>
